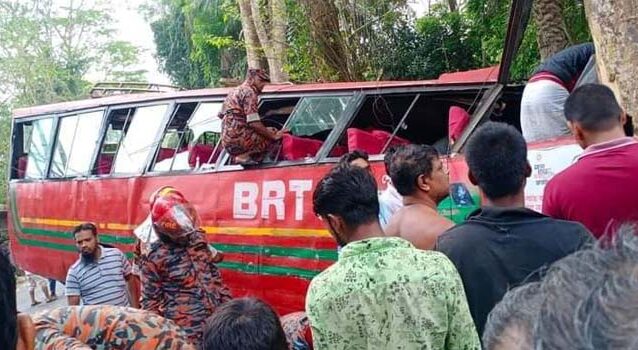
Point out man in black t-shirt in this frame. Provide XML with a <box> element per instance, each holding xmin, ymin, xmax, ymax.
<box><xmin>435</xmin><ymin>122</ymin><xmax>592</xmax><ymax>337</ymax></box>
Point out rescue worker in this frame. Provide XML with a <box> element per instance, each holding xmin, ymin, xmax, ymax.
<box><xmin>218</xmin><ymin>68</ymin><xmax>285</xmax><ymax>165</ymax></box>
<box><xmin>140</xmin><ymin>187</ymin><xmax>232</xmax><ymax>345</ymax></box>
<box><xmin>0</xmin><ymin>250</ymin><xmax>196</xmax><ymax>350</ymax></box>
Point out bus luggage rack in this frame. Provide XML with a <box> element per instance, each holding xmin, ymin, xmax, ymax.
<box><xmin>90</xmin><ymin>82</ymin><xmax>183</xmax><ymax>98</ymax></box>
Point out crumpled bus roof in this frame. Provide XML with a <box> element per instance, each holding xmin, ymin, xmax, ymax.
<box><xmin>13</xmin><ymin>66</ymin><xmax>500</xmax><ymax>119</ymax></box>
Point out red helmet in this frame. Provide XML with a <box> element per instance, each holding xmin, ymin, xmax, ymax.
<box><xmin>150</xmin><ymin>187</ymin><xmax>200</xmax><ymax>241</ymax></box>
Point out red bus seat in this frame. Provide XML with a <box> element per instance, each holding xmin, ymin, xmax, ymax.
<box><xmin>17</xmin><ymin>155</ymin><xmax>28</xmax><ymax>178</ymax></box>
<box><xmin>281</xmin><ymin>134</ymin><xmax>323</xmax><ymax>161</ymax></box>
<box><xmin>156</xmin><ymin>148</ymin><xmax>175</xmax><ymax>162</ymax></box>
<box><xmin>371</xmin><ymin>129</ymin><xmax>411</xmax><ymax>149</ymax></box>
<box><xmin>188</xmin><ymin>144</ymin><xmax>221</xmax><ymax>168</ymax></box>
<box><xmin>449</xmin><ymin>106</ymin><xmax>471</xmax><ymax>143</ymax></box>
<box><xmin>329</xmin><ymin>145</ymin><xmax>348</xmax><ymax>158</ymax></box>
<box><xmin>96</xmin><ymin>154</ymin><xmax>114</xmax><ymax>175</ymax></box>
<box><xmin>347</xmin><ymin>128</ymin><xmax>410</xmax><ymax>154</ymax></box>
<box><xmin>347</xmin><ymin>128</ymin><xmax>384</xmax><ymax>153</ymax></box>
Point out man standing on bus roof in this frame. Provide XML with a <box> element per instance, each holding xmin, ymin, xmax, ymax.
<box><xmin>218</xmin><ymin>68</ymin><xmax>286</xmax><ymax>165</ymax></box>
<box><xmin>65</xmin><ymin>222</ymin><xmax>139</xmax><ymax>308</ymax></box>
<box><xmin>140</xmin><ymin>187</ymin><xmax>232</xmax><ymax>345</ymax></box>
<box><xmin>520</xmin><ymin>43</ymin><xmax>594</xmax><ymax>142</ymax></box>
<box><xmin>384</xmin><ymin>144</ymin><xmax>454</xmax><ymax>250</ymax></box>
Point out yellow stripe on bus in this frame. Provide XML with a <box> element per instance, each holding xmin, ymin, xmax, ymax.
<box><xmin>202</xmin><ymin>226</ymin><xmax>331</xmax><ymax>237</ymax></box>
<box><xmin>20</xmin><ymin>217</ymin><xmax>330</xmax><ymax>238</ymax></box>
<box><xmin>21</xmin><ymin>217</ymin><xmax>86</xmax><ymax>228</ymax></box>
<box><xmin>21</xmin><ymin>217</ymin><xmax>136</xmax><ymax>231</ymax></box>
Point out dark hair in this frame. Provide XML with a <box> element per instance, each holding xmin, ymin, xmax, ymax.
<box><xmin>0</xmin><ymin>249</ymin><xmax>17</xmax><ymax>350</ymax></box>
<box><xmin>564</xmin><ymin>84</ymin><xmax>622</xmax><ymax>131</ymax></box>
<box><xmin>465</xmin><ymin>122</ymin><xmax>528</xmax><ymax>199</ymax></box>
<box><xmin>534</xmin><ymin>224</ymin><xmax>638</xmax><ymax>349</ymax></box>
<box><xmin>202</xmin><ymin>297</ymin><xmax>287</xmax><ymax>350</ymax></box>
<box><xmin>483</xmin><ymin>282</ymin><xmax>543</xmax><ymax>350</ymax></box>
<box><xmin>72</xmin><ymin>222</ymin><xmax>97</xmax><ymax>236</ymax></box>
<box><xmin>383</xmin><ymin>145</ymin><xmax>399</xmax><ymax>175</ymax></box>
<box><xmin>338</xmin><ymin>150</ymin><xmax>369</xmax><ymax>167</ymax></box>
<box><xmin>313</xmin><ymin>166</ymin><xmax>379</xmax><ymax>228</ymax></box>
<box><xmin>388</xmin><ymin>144</ymin><xmax>439</xmax><ymax>196</ymax></box>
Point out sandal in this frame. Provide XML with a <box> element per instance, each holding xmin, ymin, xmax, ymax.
<box><xmin>31</xmin><ymin>301</ymin><xmax>40</xmax><ymax>306</ymax></box>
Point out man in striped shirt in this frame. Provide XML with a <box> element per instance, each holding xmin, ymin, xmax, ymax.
<box><xmin>65</xmin><ymin>223</ymin><xmax>140</xmax><ymax>308</ymax></box>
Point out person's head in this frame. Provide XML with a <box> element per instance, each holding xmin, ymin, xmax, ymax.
<box><xmin>465</xmin><ymin>122</ymin><xmax>531</xmax><ymax>203</ymax></box>
<box><xmin>72</xmin><ymin>223</ymin><xmax>99</xmax><ymax>261</ymax></box>
<box><xmin>389</xmin><ymin>144</ymin><xmax>449</xmax><ymax>203</ymax></box>
<box><xmin>564</xmin><ymin>84</ymin><xmax>626</xmax><ymax>148</ymax></box>
<box><xmin>383</xmin><ymin>146</ymin><xmax>399</xmax><ymax>175</ymax></box>
<box><xmin>202</xmin><ymin>297</ymin><xmax>287</xmax><ymax>350</ymax></box>
<box><xmin>1</xmin><ymin>249</ymin><xmax>35</xmax><ymax>350</ymax></box>
<box><xmin>313</xmin><ymin>166</ymin><xmax>379</xmax><ymax>246</ymax></box>
<box><xmin>483</xmin><ymin>282</ymin><xmax>543</xmax><ymax>350</ymax></box>
<box><xmin>338</xmin><ymin>150</ymin><xmax>370</xmax><ymax>171</ymax></box>
<box><xmin>150</xmin><ymin>186</ymin><xmax>200</xmax><ymax>245</ymax></box>
<box><xmin>246</xmin><ymin>68</ymin><xmax>271</xmax><ymax>93</ymax></box>
<box><xmin>534</xmin><ymin>224</ymin><xmax>638</xmax><ymax>349</ymax></box>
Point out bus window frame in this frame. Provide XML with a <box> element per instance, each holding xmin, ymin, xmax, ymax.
<box><xmin>48</xmin><ymin>108</ymin><xmax>107</xmax><ymax>179</ymax></box>
<box><xmin>9</xmin><ymin>115</ymin><xmax>54</xmax><ymax>183</ymax></box>
<box><xmin>12</xmin><ymin>115</ymin><xmax>60</xmax><ymax>182</ymax></box>
<box><xmin>316</xmin><ymin>84</ymin><xmax>498</xmax><ymax>165</ymax></box>
<box><xmin>214</xmin><ymin>91</ymin><xmax>360</xmax><ymax>172</ymax></box>
<box><xmin>93</xmin><ymin>101</ymin><xmax>175</xmax><ymax>178</ymax></box>
<box><xmin>145</xmin><ymin>97</ymin><xmax>226</xmax><ymax>176</ymax></box>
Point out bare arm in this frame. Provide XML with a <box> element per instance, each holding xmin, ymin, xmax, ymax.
<box><xmin>67</xmin><ymin>295</ymin><xmax>80</xmax><ymax>306</ymax></box>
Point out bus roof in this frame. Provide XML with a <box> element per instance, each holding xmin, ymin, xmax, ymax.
<box><xmin>12</xmin><ymin>66</ymin><xmax>499</xmax><ymax>119</ymax></box>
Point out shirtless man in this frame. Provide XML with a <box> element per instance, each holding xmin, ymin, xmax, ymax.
<box><xmin>384</xmin><ymin>144</ymin><xmax>453</xmax><ymax>250</ymax></box>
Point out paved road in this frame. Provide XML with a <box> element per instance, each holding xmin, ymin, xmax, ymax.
<box><xmin>17</xmin><ymin>277</ymin><xmax>66</xmax><ymax>314</ymax></box>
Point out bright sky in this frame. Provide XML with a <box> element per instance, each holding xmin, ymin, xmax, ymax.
<box><xmin>107</xmin><ymin>0</ymin><xmax>171</xmax><ymax>84</ymax></box>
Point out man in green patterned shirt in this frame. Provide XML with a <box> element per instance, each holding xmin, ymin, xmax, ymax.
<box><xmin>307</xmin><ymin>165</ymin><xmax>480</xmax><ymax>350</ymax></box>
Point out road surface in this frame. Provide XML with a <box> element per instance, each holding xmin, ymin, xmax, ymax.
<box><xmin>16</xmin><ymin>277</ymin><xmax>66</xmax><ymax>314</ymax></box>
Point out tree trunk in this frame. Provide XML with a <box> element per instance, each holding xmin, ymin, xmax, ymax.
<box><xmin>447</xmin><ymin>0</ymin><xmax>458</xmax><ymax>12</ymax></box>
<box><xmin>300</xmin><ymin>0</ymin><xmax>355</xmax><ymax>81</ymax></box>
<box><xmin>584</xmin><ymin>0</ymin><xmax>638</xmax><ymax>126</ymax></box>
<box><xmin>249</xmin><ymin>0</ymin><xmax>289</xmax><ymax>83</ymax></box>
<box><xmin>533</xmin><ymin>0</ymin><xmax>570</xmax><ymax>60</ymax></box>
<box><xmin>237</xmin><ymin>0</ymin><xmax>263</xmax><ymax>69</ymax></box>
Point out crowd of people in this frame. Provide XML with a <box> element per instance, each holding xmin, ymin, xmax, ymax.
<box><xmin>1</xmin><ymin>72</ymin><xmax>638</xmax><ymax>350</ymax></box>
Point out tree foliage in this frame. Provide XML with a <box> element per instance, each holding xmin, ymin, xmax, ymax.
<box><xmin>0</xmin><ymin>0</ymin><xmax>147</xmax><ymax>106</ymax></box>
<box><xmin>149</xmin><ymin>0</ymin><xmax>589</xmax><ymax>85</ymax></box>
<box><xmin>0</xmin><ymin>0</ymin><xmax>145</xmax><ymax>205</ymax></box>
<box><xmin>147</xmin><ymin>0</ymin><xmax>244</xmax><ymax>88</ymax></box>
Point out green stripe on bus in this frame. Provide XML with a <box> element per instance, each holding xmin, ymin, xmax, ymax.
<box><xmin>19</xmin><ymin>238</ymin><xmax>77</xmax><ymax>252</ymax></box>
<box><xmin>212</xmin><ymin>243</ymin><xmax>337</xmax><ymax>261</ymax></box>
<box><xmin>14</xmin><ymin>236</ymin><xmax>317</xmax><ymax>278</ymax></box>
<box><xmin>18</xmin><ymin>237</ymin><xmax>135</xmax><ymax>259</ymax></box>
<box><xmin>217</xmin><ymin>261</ymin><xmax>319</xmax><ymax>280</ymax></box>
<box><xmin>20</xmin><ymin>226</ymin><xmax>136</xmax><ymax>244</ymax></box>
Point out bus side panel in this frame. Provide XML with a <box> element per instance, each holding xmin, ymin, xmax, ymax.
<box><xmin>8</xmin><ymin>163</ymin><xmax>341</xmax><ymax>314</ymax></box>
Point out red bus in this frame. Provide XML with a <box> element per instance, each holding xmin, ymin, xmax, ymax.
<box><xmin>6</xmin><ymin>0</ymin><xmax>583</xmax><ymax>314</ymax></box>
